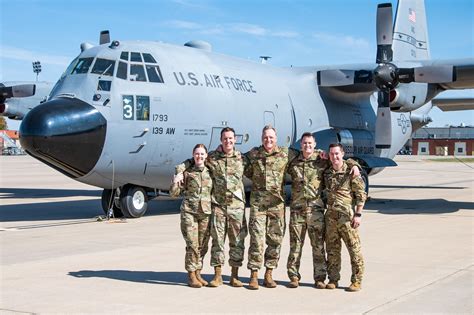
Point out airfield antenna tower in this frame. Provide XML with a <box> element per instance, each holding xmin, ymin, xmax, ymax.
<box><xmin>260</xmin><ymin>56</ymin><xmax>272</xmax><ymax>64</ymax></box>
<box><xmin>32</xmin><ymin>61</ymin><xmax>42</xmax><ymax>81</ymax></box>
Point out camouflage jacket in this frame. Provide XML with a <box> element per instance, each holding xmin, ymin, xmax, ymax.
<box><xmin>287</xmin><ymin>151</ymin><xmax>327</xmax><ymax>210</ymax></box>
<box><xmin>321</xmin><ymin>161</ymin><xmax>366</xmax><ymax>216</ymax></box>
<box><xmin>244</xmin><ymin>145</ymin><xmax>299</xmax><ymax>202</ymax></box>
<box><xmin>176</xmin><ymin>150</ymin><xmax>245</xmax><ymax>208</ymax></box>
<box><xmin>288</xmin><ymin>154</ymin><xmax>362</xmax><ymax>210</ymax></box>
<box><xmin>170</xmin><ymin>165</ymin><xmax>212</xmax><ymax>214</ymax></box>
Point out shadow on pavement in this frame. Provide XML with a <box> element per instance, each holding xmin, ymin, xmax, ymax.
<box><xmin>67</xmin><ymin>270</ymin><xmax>316</xmax><ymax>288</ymax></box>
<box><xmin>370</xmin><ymin>184</ymin><xmax>467</xmax><ymax>190</ymax></box>
<box><xmin>0</xmin><ymin>187</ymin><xmax>101</xmax><ymax>199</ymax></box>
<box><xmin>366</xmin><ymin>198</ymin><xmax>474</xmax><ymax>214</ymax></box>
<box><xmin>0</xmin><ymin>195</ymin><xmax>180</xmax><ymax>222</ymax></box>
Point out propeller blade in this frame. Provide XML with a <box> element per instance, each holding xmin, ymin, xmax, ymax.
<box><xmin>100</xmin><ymin>30</ymin><xmax>110</xmax><ymax>45</ymax></box>
<box><xmin>413</xmin><ymin>65</ymin><xmax>456</xmax><ymax>83</ymax></box>
<box><xmin>0</xmin><ymin>84</ymin><xmax>36</xmax><ymax>99</ymax></box>
<box><xmin>317</xmin><ymin>70</ymin><xmax>355</xmax><ymax>87</ymax></box>
<box><xmin>377</xmin><ymin>90</ymin><xmax>390</xmax><ymax>108</ymax></box>
<box><xmin>376</xmin><ymin>3</ymin><xmax>393</xmax><ymax>63</ymax></box>
<box><xmin>375</xmin><ymin>106</ymin><xmax>392</xmax><ymax>149</ymax></box>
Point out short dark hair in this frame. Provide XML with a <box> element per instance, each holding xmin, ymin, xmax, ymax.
<box><xmin>220</xmin><ymin>127</ymin><xmax>235</xmax><ymax>138</ymax></box>
<box><xmin>329</xmin><ymin>143</ymin><xmax>344</xmax><ymax>152</ymax></box>
<box><xmin>193</xmin><ymin>143</ymin><xmax>208</xmax><ymax>153</ymax></box>
<box><xmin>300</xmin><ymin>132</ymin><xmax>315</xmax><ymax>142</ymax></box>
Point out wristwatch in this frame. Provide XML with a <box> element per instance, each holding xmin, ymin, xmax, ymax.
<box><xmin>354</xmin><ymin>212</ymin><xmax>362</xmax><ymax>217</ymax></box>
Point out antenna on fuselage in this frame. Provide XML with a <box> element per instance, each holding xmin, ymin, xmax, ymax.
<box><xmin>100</xmin><ymin>30</ymin><xmax>110</xmax><ymax>45</ymax></box>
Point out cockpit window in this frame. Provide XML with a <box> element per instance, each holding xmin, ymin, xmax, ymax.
<box><xmin>120</xmin><ymin>51</ymin><xmax>129</xmax><ymax>61</ymax></box>
<box><xmin>146</xmin><ymin>65</ymin><xmax>164</xmax><ymax>83</ymax></box>
<box><xmin>115</xmin><ymin>51</ymin><xmax>164</xmax><ymax>83</ymax></box>
<box><xmin>130</xmin><ymin>64</ymin><xmax>147</xmax><ymax>82</ymax></box>
<box><xmin>117</xmin><ymin>61</ymin><xmax>127</xmax><ymax>80</ymax></box>
<box><xmin>72</xmin><ymin>57</ymin><xmax>94</xmax><ymax>74</ymax></box>
<box><xmin>91</xmin><ymin>58</ymin><xmax>116</xmax><ymax>76</ymax></box>
<box><xmin>142</xmin><ymin>53</ymin><xmax>156</xmax><ymax>63</ymax></box>
<box><xmin>130</xmin><ymin>52</ymin><xmax>142</xmax><ymax>62</ymax></box>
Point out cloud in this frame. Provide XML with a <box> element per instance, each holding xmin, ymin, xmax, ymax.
<box><xmin>165</xmin><ymin>20</ymin><xmax>203</xmax><ymax>30</ymax></box>
<box><xmin>231</xmin><ymin>23</ymin><xmax>267</xmax><ymax>36</ymax></box>
<box><xmin>271</xmin><ymin>31</ymin><xmax>299</xmax><ymax>39</ymax></box>
<box><xmin>164</xmin><ymin>20</ymin><xmax>298</xmax><ymax>38</ymax></box>
<box><xmin>312</xmin><ymin>32</ymin><xmax>370</xmax><ymax>50</ymax></box>
<box><xmin>0</xmin><ymin>45</ymin><xmax>71</xmax><ymax>66</ymax></box>
<box><xmin>171</xmin><ymin>0</ymin><xmax>220</xmax><ymax>12</ymax></box>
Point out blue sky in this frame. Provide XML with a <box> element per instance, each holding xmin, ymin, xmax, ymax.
<box><xmin>1</xmin><ymin>0</ymin><xmax>473</xmax><ymax>129</ymax></box>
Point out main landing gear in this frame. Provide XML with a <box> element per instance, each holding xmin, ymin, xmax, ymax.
<box><xmin>101</xmin><ymin>184</ymin><xmax>149</xmax><ymax>218</ymax></box>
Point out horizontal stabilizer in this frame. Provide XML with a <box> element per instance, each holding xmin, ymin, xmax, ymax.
<box><xmin>432</xmin><ymin>98</ymin><xmax>474</xmax><ymax>111</ymax></box>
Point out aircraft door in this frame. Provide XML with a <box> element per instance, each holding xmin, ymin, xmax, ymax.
<box><xmin>264</xmin><ymin>111</ymin><xmax>275</xmax><ymax>126</ymax></box>
<box><xmin>209</xmin><ymin>127</ymin><xmax>223</xmax><ymax>151</ymax></box>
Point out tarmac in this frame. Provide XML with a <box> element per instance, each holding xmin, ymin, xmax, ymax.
<box><xmin>0</xmin><ymin>155</ymin><xmax>473</xmax><ymax>314</ymax></box>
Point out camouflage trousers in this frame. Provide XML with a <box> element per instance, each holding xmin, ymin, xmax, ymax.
<box><xmin>325</xmin><ymin>210</ymin><xmax>364</xmax><ymax>283</ymax></box>
<box><xmin>247</xmin><ymin>202</ymin><xmax>286</xmax><ymax>270</ymax></box>
<box><xmin>210</xmin><ymin>204</ymin><xmax>248</xmax><ymax>267</ymax></box>
<box><xmin>180</xmin><ymin>211</ymin><xmax>211</xmax><ymax>272</ymax></box>
<box><xmin>287</xmin><ymin>207</ymin><xmax>327</xmax><ymax>281</ymax></box>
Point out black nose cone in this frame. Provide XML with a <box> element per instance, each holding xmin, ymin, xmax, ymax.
<box><xmin>20</xmin><ymin>98</ymin><xmax>107</xmax><ymax>178</ymax></box>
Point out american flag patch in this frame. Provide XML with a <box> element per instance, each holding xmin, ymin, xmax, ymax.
<box><xmin>409</xmin><ymin>8</ymin><xmax>416</xmax><ymax>23</ymax></box>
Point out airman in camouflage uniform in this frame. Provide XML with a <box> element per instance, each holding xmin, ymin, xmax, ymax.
<box><xmin>286</xmin><ymin>133</ymin><xmax>361</xmax><ymax>289</ymax></box>
<box><xmin>176</xmin><ymin>127</ymin><xmax>247</xmax><ymax>288</ymax></box>
<box><xmin>322</xmin><ymin>143</ymin><xmax>367</xmax><ymax>292</ymax></box>
<box><xmin>170</xmin><ymin>144</ymin><xmax>213</xmax><ymax>288</ymax></box>
<box><xmin>286</xmin><ymin>132</ymin><xmax>328</xmax><ymax>289</ymax></box>
<box><xmin>244</xmin><ymin>125</ymin><xmax>299</xmax><ymax>290</ymax></box>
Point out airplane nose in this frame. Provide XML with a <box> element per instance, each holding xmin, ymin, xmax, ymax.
<box><xmin>19</xmin><ymin>98</ymin><xmax>107</xmax><ymax>178</ymax></box>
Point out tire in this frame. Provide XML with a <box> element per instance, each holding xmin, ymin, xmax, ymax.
<box><xmin>101</xmin><ymin>189</ymin><xmax>124</xmax><ymax>218</ymax></box>
<box><xmin>361</xmin><ymin>169</ymin><xmax>369</xmax><ymax>195</ymax></box>
<box><xmin>120</xmin><ymin>185</ymin><xmax>148</xmax><ymax>218</ymax></box>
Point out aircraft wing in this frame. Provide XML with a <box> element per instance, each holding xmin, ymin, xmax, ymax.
<box><xmin>416</xmin><ymin>58</ymin><xmax>474</xmax><ymax>90</ymax></box>
<box><xmin>432</xmin><ymin>97</ymin><xmax>474</xmax><ymax>111</ymax></box>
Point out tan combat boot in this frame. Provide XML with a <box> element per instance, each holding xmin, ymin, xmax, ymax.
<box><xmin>188</xmin><ymin>271</ymin><xmax>202</xmax><ymax>288</ymax></box>
<box><xmin>288</xmin><ymin>276</ymin><xmax>299</xmax><ymax>288</ymax></box>
<box><xmin>315</xmin><ymin>281</ymin><xmax>326</xmax><ymax>289</ymax></box>
<box><xmin>326</xmin><ymin>281</ymin><xmax>338</xmax><ymax>290</ymax></box>
<box><xmin>346</xmin><ymin>282</ymin><xmax>362</xmax><ymax>292</ymax></box>
<box><xmin>248</xmin><ymin>270</ymin><xmax>259</xmax><ymax>290</ymax></box>
<box><xmin>208</xmin><ymin>266</ymin><xmax>223</xmax><ymax>287</ymax></box>
<box><xmin>195</xmin><ymin>269</ymin><xmax>208</xmax><ymax>286</ymax></box>
<box><xmin>263</xmin><ymin>268</ymin><xmax>277</xmax><ymax>288</ymax></box>
<box><xmin>229</xmin><ymin>266</ymin><xmax>243</xmax><ymax>287</ymax></box>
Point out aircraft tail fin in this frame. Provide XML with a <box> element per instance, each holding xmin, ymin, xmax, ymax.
<box><xmin>392</xmin><ymin>0</ymin><xmax>430</xmax><ymax>61</ymax></box>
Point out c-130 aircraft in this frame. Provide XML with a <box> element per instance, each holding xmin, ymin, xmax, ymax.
<box><xmin>18</xmin><ymin>0</ymin><xmax>474</xmax><ymax>218</ymax></box>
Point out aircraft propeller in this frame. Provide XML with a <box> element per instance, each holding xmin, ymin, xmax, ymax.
<box><xmin>317</xmin><ymin>3</ymin><xmax>456</xmax><ymax>149</ymax></box>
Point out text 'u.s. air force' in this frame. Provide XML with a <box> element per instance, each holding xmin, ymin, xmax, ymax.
<box><xmin>173</xmin><ymin>72</ymin><xmax>257</xmax><ymax>93</ymax></box>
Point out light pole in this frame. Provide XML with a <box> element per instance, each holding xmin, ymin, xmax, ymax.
<box><xmin>32</xmin><ymin>61</ymin><xmax>42</xmax><ymax>81</ymax></box>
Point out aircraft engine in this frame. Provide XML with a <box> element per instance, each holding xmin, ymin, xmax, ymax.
<box><xmin>389</xmin><ymin>83</ymin><xmax>439</xmax><ymax>112</ymax></box>
<box><xmin>0</xmin><ymin>83</ymin><xmax>36</xmax><ymax>119</ymax></box>
<box><xmin>316</xmin><ymin>3</ymin><xmax>457</xmax><ymax>150</ymax></box>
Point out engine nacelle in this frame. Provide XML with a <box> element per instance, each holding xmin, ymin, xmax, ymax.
<box><xmin>389</xmin><ymin>83</ymin><xmax>438</xmax><ymax>112</ymax></box>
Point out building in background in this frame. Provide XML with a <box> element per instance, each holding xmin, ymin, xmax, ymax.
<box><xmin>412</xmin><ymin>126</ymin><xmax>474</xmax><ymax>156</ymax></box>
<box><xmin>0</xmin><ymin>130</ymin><xmax>24</xmax><ymax>155</ymax></box>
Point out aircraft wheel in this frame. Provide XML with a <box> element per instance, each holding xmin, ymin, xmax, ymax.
<box><xmin>101</xmin><ymin>189</ymin><xmax>124</xmax><ymax>217</ymax></box>
<box><xmin>120</xmin><ymin>185</ymin><xmax>148</xmax><ymax>218</ymax></box>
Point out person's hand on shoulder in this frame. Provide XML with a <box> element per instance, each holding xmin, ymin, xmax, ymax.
<box><xmin>173</xmin><ymin>173</ymin><xmax>184</xmax><ymax>185</ymax></box>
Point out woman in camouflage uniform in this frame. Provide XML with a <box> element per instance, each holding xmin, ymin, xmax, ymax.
<box><xmin>170</xmin><ymin>144</ymin><xmax>213</xmax><ymax>288</ymax></box>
